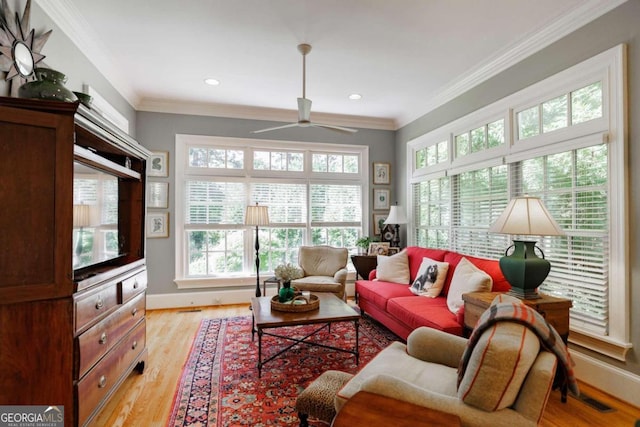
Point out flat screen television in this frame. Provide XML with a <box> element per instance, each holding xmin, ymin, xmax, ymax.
<box><xmin>73</xmin><ymin>160</ymin><xmax>124</xmax><ymax>270</ymax></box>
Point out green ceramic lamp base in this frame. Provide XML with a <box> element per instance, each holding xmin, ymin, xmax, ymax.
<box><xmin>499</xmin><ymin>240</ymin><xmax>550</xmax><ymax>300</ymax></box>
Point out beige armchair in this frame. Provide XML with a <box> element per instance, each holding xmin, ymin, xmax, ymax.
<box><xmin>335</xmin><ymin>326</ymin><xmax>558</xmax><ymax>427</ymax></box>
<box><xmin>291</xmin><ymin>245</ymin><xmax>349</xmax><ymax>300</ymax></box>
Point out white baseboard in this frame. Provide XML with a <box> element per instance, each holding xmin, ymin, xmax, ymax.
<box><xmin>572</xmin><ymin>350</ymin><xmax>640</xmax><ymax>407</ymax></box>
<box><xmin>146</xmin><ymin>283</ymin><xmax>357</xmax><ymax>310</ymax></box>
<box><xmin>146</xmin><ymin>286</ymin><xmax>639</xmax><ymax>407</ymax></box>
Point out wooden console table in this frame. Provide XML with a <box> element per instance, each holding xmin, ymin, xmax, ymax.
<box><xmin>332</xmin><ymin>390</ymin><xmax>461</xmax><ymax>427</ymax></box>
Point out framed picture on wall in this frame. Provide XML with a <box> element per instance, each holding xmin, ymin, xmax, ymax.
<box><xmin>373</xmin><ymin>188</ymin><xmax>390</xmax><ymax>210</ymax></box>
<box><xmin>147</xmin><ymin>212</ymin><xmax>169</xmax><ymax>238</ymax></box>
<box><xmin>373</xmin><ymin>162</ymin><xmax>390</xmax><ymax>185</ymax></box>
<box><xmin>148</xmin><ymin>182</ymin><xmax>169</xmax><ymax>209</ymax></box>
<box><xmin>148</xmin><ymin>151</ymin><xmax>169</xmax><ymax>177</ymax></box>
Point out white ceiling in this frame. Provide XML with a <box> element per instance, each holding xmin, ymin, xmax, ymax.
<box><xmin>40</xmin><ymin>0</ymin><xmax>623</xmax><ymax>130</ymax></box>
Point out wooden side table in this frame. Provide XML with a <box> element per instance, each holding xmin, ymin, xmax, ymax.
<box><xmin>331</xmin><ymin>390</ymin><xmax>461</xmax><ymax>427</ymax></box>
<box><xmin>350</xmin><ymin>255</ymin><xmax>377</xmax><ymax>280</ymax></box>
<box><xmin>462</xmin><ymin>291</ymin><xmax>572</xmax><ymax>340</ymax></box>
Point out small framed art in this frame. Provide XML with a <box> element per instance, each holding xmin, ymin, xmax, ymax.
<box><xmin>147</xmin><ymin>212</ymin><xmax>169</xmax><ymax>238</ymax></box>
<box><xmin>373</xmin><ymin>162</ymin><xmax>390</xmax><ymax>185</ymax></box>
<box><xmin>148</xmin><ymin>182</ymin><xmax>169</xmax><ymax>209</ymax></box>
<box><xmin>387</xmin><ymin>247</ymin><xmax>400</xmax><ymax>256</ymax></box>
<box><xmin>368</xmin><ymin>242</ymin><xmax>390</xmax><ymax>256</ymax></box>
<box><xmin>373</xmin><ymin>188</ymin><xmax>390</xmax><ymax>210</ymax></box>
<box><xmin>373</xmin><ymin>213</ymin><xmax>388</xmax><ymax>235</ymax></box>
<box><xmin>148</xmin><ymin>151</ymin><xmax>169</xmax><ymax>177</ymax></box>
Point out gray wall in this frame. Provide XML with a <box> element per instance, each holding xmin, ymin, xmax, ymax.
<box><xmin>395</xmin><ymin>0</ymin><xmax>640</xmax><ymax>374</ymax></box>
<box><xmin>0</xmin><ymin>2</ymin><xmax>137</xmax><ymax>133</ymax></box>
<box><xmin>136</xmin><ymin>111</ymin><xmax>395</xmax><ymax>295</ymax></box>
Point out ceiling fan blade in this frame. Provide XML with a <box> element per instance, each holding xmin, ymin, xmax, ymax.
<box><xmin>252</xmin><ymin>122</ymin><xmax>299</xmax><ymax>134</ymax></box>
<box><xmin>297</xmin><ymin>97</ymin><xmax>312</xmax><ymax>122</ymax></box>
<box><xmin>310</xmin><ymin>122</ymin><xmax>358</xmax><ymax>134</ymax></box>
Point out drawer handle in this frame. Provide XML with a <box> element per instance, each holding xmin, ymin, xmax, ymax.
<box><xmin>131</xmin><ymin>308</ymin><xmax>138</xmax><ymax>316</ymax></box>
<box><xmin>99</xmin><ymin>332</ymin><xmax>107</xmax><ymax>345</ymax></box>
<box><xmin>98</xmin><ymin>375</ymin><xmax>107</xmax><ymax>388</ymax></box>
<box><xmin>133</xmin><ymin>280</ymin><xmax>139</xmax><ymax>289</ymax></box>
<box><xmin>95</xmin><ymin>298</ymin><xmax>104</xmax><ymax>310</ymax></box>
<box><xmin>132</xmin><ymin>340</ymin><xmax>138</xmax><ymax>350</ymax></box>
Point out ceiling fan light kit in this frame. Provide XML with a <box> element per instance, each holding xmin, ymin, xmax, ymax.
<box><xmin>254</xmin><ymin>43</ymin><xmax>357</xmax><ymax>134</ymax></box>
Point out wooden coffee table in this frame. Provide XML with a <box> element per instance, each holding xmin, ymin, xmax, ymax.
<box><xmin>251</xmin><ymin>293</ymin><xmax>360</xmax><ymax>377</ymax></box>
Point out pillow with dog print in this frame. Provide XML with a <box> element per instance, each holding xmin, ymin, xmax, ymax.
<box><xmin>409</xmin><ymin>257</ymin><xmax>449</xmax><ymax>297</ymax></box>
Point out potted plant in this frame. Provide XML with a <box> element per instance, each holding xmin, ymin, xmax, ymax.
<box><xmin>275</xmin><ymin>263</ymin><xmax>303</xmax><ymax>302</ymax></box>
<box><xmin>356</xmin><ymin>236</ymin><xmax>380</xmax><ymax>254</ymax></box>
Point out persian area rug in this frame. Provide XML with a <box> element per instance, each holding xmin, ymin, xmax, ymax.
<box><xmin>167</xmin><ymin>314</ymin><xmax>398</xmax><ymax>426</ymax></box>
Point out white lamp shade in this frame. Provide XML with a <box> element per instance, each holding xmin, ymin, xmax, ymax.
<box><xmin>489</xmin><ymin>196</ymin><xmax>564</xmax><ymax>236</ymax></box>
<box><xmin>245</xmin><ymin>204</ymin><xmax>270</xmax><ymax>226</ymax></box>
<box><xmin>384</xmin><ymin>205</ymin><xmax>407</xmax><ymax>225</ymax></box>
<box><xmin>73</xmin><ymin>204</ymin><xmax>91</xmax><ymax>228</ymax></box>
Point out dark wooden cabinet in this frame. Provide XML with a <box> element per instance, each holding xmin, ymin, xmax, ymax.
<box><xmin>0</xmin><ymin>97</ymin><xmax>151</xmax><ymax>426</ymax></box>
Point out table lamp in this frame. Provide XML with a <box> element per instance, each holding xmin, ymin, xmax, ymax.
<box><xmin>73</xmin><ymin>203</ymin><xmax>91</xmax><ymax>260</ymax></box>
<box><xmin>384</xmin><ymin>204</ymin><xmax>407</xmax><ymax>248</ymax></box>
<box><xmin>489</xmin><ymin>196</ymin><xmax>565</xmax><ymax>299</ymax></box>
<box><xmin>245</xmin><ymin>202</ymin><xmax>270</xmax><ymax>297</ymax></box>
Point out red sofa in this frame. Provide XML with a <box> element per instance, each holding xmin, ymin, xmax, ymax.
<box><xmin>355</xmin><ymin>246</ymin><xmax>510</xmax><ymax>340</ymax></box>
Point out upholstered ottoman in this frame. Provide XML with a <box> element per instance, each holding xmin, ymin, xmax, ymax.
<box><xmin>296</xmin><ymin>370</ymin><xmax>354</xmax><ymax>427</ymax></box>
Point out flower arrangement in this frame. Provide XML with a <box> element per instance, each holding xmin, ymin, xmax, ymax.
<box><xmin>274</xmin><ymin>263</ymin><xmax>303</xmax><ymax>282</ymax></box>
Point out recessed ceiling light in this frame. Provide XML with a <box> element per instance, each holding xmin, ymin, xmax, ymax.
<box><xmin>349</xmin><ymin>93</ymin><xmax>362</xmax><ymax>100</ymax></box>
<box><xmin>204</xmin><ymin>78</ymin><xmax>220</xmax><ymax>86</ymax></box>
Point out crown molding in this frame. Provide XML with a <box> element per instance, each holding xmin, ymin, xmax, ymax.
<box><xmin>396</xmin><ymin>0</ymin><xmax>629</xmax><ymax>128</ymax></box>
<box><xmin>36</xmin><ymin>0</ymin><xmax>626</xmax><ymax>131</ymax></box>
<box><xmin>137</xmin><ymin>98</ymin><xmax>396</xmax><ymax>131</ymax></box>
<box><xmin>34</xmin><ymin>0</ymin><xmax>140</xmax><ymax>107</ymax></box>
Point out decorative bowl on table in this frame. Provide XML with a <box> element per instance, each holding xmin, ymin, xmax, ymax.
<box><xmin>271</xmin><ymin>294</ymin><xmax>319</xmax><ymax>312</ymax></box>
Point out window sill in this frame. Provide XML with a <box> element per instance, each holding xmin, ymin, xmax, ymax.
<box><xmin>569</xmin><ymin>328</ymin><xmax>632</xmax><ymax>361</ymax></box>
<box><xmin>174</xmin><ymin>276</ymin><xmax>258</xmax><ymax>289</ymax></box>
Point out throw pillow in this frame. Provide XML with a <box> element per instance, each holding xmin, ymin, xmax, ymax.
<box><xmin>457</xmin><ymin>322</ymin><xmax>540</xmax><ymax>411</ymax></box>
<box><xmin>409</xmin><ymin>257</ymin><xmax>449</xmax><ymax>297</ymax></box>
<box><xmin>376</xmin><ymin>249</ymin><xmax>410</xmax><ymax>284</ymax></box>
<box><xmin>446</xmin><ymin>257</ymin><xmax>492</xmax><ymax>314</ymax></box>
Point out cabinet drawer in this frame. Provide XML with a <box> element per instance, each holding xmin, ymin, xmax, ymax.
<box><xmin>119</xmin><ymin>270</ymin><xmax>147</xmax><ymax>303</ymax></box>
<box><xmin>76</xmin><ymin>293</ymin><xmax>146</xmax><ymax>378</ymax></box>
<box><xmin>74</xmin><ymin>281</ymin><xmax>119</xmax><ymax>333</ymax></box>
<box><xmin>77</xmin><ymin>319</ymin><xmax>146</xmax><ymax>426</ymax></box>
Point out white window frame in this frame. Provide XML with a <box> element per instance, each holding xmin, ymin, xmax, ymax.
<box><xmin>174</xmin><ymin>135</ymin><xmax>368</xmax><ymax>289</ymax></box>
<box><xmin>407</xmin><ymin>44</ymin><xmax>630</xmax><ymax>360</ymax></box>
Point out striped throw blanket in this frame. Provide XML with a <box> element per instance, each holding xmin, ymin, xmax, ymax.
<box><xmin>458</xmin><ymin>300</ymin><xmax>580</xmax><ymax>397</ymax></box>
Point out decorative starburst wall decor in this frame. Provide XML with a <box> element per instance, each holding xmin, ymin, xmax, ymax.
<box><xmin>0</xmin><ymin>0</ymin><xmax>52</xmax><ymax>96</ymax></box>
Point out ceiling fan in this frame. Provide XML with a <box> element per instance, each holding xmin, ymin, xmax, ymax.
<box><xmin>253</xmin><ymin>43</ymin><xmax>357</xmax><ymax>134</ymax></box>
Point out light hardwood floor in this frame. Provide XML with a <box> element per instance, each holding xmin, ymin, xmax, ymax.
<box><xmin>92</xmin><ymin>303</ymin><xmax>640</xmax><ymax>426</ymax></box>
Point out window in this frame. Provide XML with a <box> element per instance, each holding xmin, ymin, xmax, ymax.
<box><xmin>407</xmin><ymin>45</ymin><xmax>629</xmax><ymax>359</ymax></box>
<box><xmin>455</xmin><ymin>119</ymin><xmax>505</xmax><ymax>158</ymax></box>
<box><xmin>175</xmin><ymin>136</ymin><xmax>367</xmax><ymax>287</ymax></box>
<box><xmin>517</xmin><ymin>82</ymin><xmax>603</xmax><ymax>141</ymax></box>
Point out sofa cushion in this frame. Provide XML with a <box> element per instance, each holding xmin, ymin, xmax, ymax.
<box><xmin>409</xmin><ymin>258</ymin><xmax>449</xmax><ymax>297</ymax></box>
<box><xmin>405</xmin><ymin>247</ymin><xmax>449</xmax><ymax>282</ymax></box>
<box><xmin>446</xmin><ymin>257</ymin><xmax>492</xmax><ymax>314</ymax></box>
<box><xmin>444</xmin><ymin>252</ymin><xmax>510</xmax><ymax>293</ymax></box>
<box><xmin>376</xmin><ymin>249</ymin><xmax>410</xmax><ymax>284</ymax></box>
<box><xmin>387</xmin><ymin>297</ymin><xmax>463</xmax><ymax>336</ymax></box>
<box><xmin>356</xmin><ymin>280</ymin><xmax>414</xmax><ymax>311</ymax></box>
<box><xmin>457</xmin><ymin>321</ymin><xmax>540</xmax><ymax>411</ymax></box>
